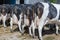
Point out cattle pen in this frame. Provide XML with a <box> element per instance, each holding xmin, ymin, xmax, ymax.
<box><xmin>0</xmin><ymin>0</ymin><xmax>60</xmax><ymax>40</ymax></box>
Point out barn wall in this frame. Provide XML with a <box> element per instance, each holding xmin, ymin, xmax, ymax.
<box><xmin>1</xmin><ymin>0</ymin><xmax>59</xmax><ymax>4</ymax></box>
<box><xmin>5</xmin><ymin>0</ymin><xmax>16</xmax><ymax>4</ymax></box>
<box><xmin>24</xmin><ymin>0</ymin><xmax>44</xmax><ymax>4</ymax></box>
<box><xmin>44</xmin><ymin>0</ymin><xmax>50</xmax><ymax>3</ymax></box>
<box><xmin>16</xmin><ymin>0</ymin><xmax>20</xmax><ymax>4</ymax></box>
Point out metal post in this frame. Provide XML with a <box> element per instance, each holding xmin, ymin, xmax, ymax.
<box><xmin>24</xmin><ymin>0</ymin><xmax>44</xmax><ymax>4</ymax></box>
<box><xmin>16</xmin><ymin>0</ymin><xmax>20</xmax><ymax>4</ymax></box>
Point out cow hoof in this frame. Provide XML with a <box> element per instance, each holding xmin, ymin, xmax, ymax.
<box><xmin>11</xmin><ymin>31</ymin><xmax>13</xmax><ymax>33</ymax></box>
<box><xmin>4</xmin><ymin>27</ymin><xmax>6</xmax><ymax>31</ymax></box>
<box><xmin>32</xmin><ymin>36</ymin><xmax>34</xmax><ymax>38</ymax></box>
<box><xmin>10</xmin><ymin>30</ymin><xmax>13</xmax><ymax>33</ymax></box>
<box><xmin>29</xmin><ymin>35</ymin><xmax>32</xmax><ymax>37</ymax></box>
<box><xmin>39</xmin><ymin>38</ymin><xmax>41</xmax><ymax>40</ymax></box>
<box><xmin>56</xmin><ymin>33</ymin><xmax>59</xmax><ymax>35</ymax></box>
<box><xmin>4</xmin><ymin>27</ymin><xmax>6</xmax><ymax>28</ymax></box>
<box><xmin>21</xmin><ymin>33</ymin><xmax>24</xmax><ymax>35</ymax></box>
<box><xmin>29</xmin><ymin>34</ymin><xmax>33</xmax><ymax>37</ymax></box>
<box><xmin>32</xmin><ymin>36</ymin><xmax>35</xmax><ymax>38</ymax></box>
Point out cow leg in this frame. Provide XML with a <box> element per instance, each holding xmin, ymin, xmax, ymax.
<box><xmin>32</xmin><ymin>21</ymin><xmax>35</xmax><ymax>38</ymax></box>
<box><xmin>29</xmin><ymin>21</ymin><xmax>33</xmax><ymax>36</ymax></box>
<box><xmin>3</xmin><ymin>16</ymin><xmax>6</xmax><ymax>32</ymax></box>
<box><xmin>29</xmin><ymin>26</ymin><xmax>32</xmax><ymax>36</ymax></box>
<box><xmin>18</xmin><ymin>20</ymin><xmax>22</xmax><ymax>33</ymax></box>
<box><xmin>38</xmin><ymin>27</ymin><xmax>43</xmax><ymax>40</ymax></box>
<box><xmin>56</xmin><ymin>24</ymin><xmax>59</xmax><ymax>35</ymax></box>
<box><xmin>3</xmin><ymin>16</ymin><xmax>6</xmax><ymax>28</ymax></box>
<box><xmin>10</xmin><ymin>18</ymin><xmax>13</xmax><ymax>32</ymax></box>
<box><xmin>19</xmin><ymin>13</ymin><xmax>23</xmax><ymax>33</ymax></box>
<box><xmin>21</xmin><ymin>24</ymin><xmax>25</xmax><ymax>35</ymax></box>
<box><xmin>38</xmin><ymin>21</ymin><xmax>45</xmax><ymax>40</ymax></box>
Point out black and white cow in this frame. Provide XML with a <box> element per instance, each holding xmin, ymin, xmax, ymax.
<box><xmin>33</xmin><ymin>2</ymin><xmax>44</xmax><ymax>38</ymax></box>
<box><xmin>0</xmin><ymin>4</ymin><xmax>9</xmax><ymax>31</ymax></box>
<box><xmin>0</xmin><ymin>2</ymin><xmax>60</xmax><ymax>40</ymax></box>
<box><xmin>44</xmin><ymin>3</ymin><xmax>60</xmax><ymax>35</ymax></box>
<box><xmin>19</xmin><ymin>4</ymin><xmax>36</xmax><ymax>36</ymax></box>
<box><xmin>35</xmin><ymin>2</ymin><xmax>60</xmax><ymax>40</ymax></box>
<box><xmin>10</xmin><ymin>4</ymin><xmax>23</xmax><ymax>32</ymax></box>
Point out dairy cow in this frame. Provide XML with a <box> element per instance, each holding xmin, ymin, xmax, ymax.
<box><xmin>10</xmin><ymin>4</ymin><xmax>23</xmax><ymax>32</ymax></box>
<box><xmin>20</xmin><ymin>4</ymin><xmax>34</xmax><ymax>35</ymax></box>
<box><xmin>36</xmin><ymin>2</ymin><xmax>60</xmax><ymax>40</ymax></box>
<box><xmin>0</xmin><ymin>4</ymin><xmax>9</xmax><ymax>31</ymax></box>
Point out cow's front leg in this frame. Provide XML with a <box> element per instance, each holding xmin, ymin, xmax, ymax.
<box><xmin>32</xmin><ymin>21</ymin><xmax>35</xmax><ymax>38</ymax></box>
<box><xmin>18</xmin><ymin>20</ymin><xmax>22</xmax><ymax>33</ymax></box>
<box><xmin>38</xmin><ymin>21</ymin><xmax>45</xmax><ymax>40</ymax></box>
<box><xmin>29</xmin><ymin>22</ymin><xmax>33</xmax><ymax>36</ymax></box>
<box><xmin>38</xmin><ymin>26</ymin><xmax>43</xmax><ymax>40</ymax></box>
<box><xmin>3</xmin><ymin>16</ymin><xmax>6</xmax><ymax>31</ymax></box>
<box><xmin>3</xmin><ymin>16</ymin><xmax>6</xmax><ymax>28</ymax></box>
<box><xmin>56</xmin><ymin>24</ymin><xmax>59</xmax><ymax>35</ymax></box>
<box><xmin>10</xmin><ymin>17</ymin><xmax>13</xmax><ymax>32</ymax></box>
<box><xmin>21</xmin><ymin>24</ymin><xmax>25</xmax><ymax>35</ymax></box>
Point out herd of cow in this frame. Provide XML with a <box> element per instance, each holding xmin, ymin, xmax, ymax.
<box><xmin>0</xmin><ymin>2</ymin><xmax>60</xmax><ymax>40</ymax></box>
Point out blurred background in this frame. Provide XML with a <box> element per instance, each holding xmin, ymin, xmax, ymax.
<box><xmin>0</xmin><ymin>0</ymin><xmax>60</xmax><ymax>5</ymax></box>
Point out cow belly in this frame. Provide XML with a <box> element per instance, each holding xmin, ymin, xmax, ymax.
<box><xmin>47</xmin><ymin>20</ymin><xmax>60</xmax><ymax>25</ymax></box>
<box><xmin>13</xmin><ymin>19</ymin><xmax>18</xmax><ymax>24</ymax></box>
<box><xmin>13</xmin><ymin>14</ymin><xmax>18</xmax><ymax>24</ymax></box>
<box><xmin>36</xmin><ymin>19</ymin><xmax>39</xmax><ymax>27</ymax></box>
<box><xmin>34</xmin><ymin>17</ymin><xmax>40</xmax><ymax>27</ymax></box>
<box><xmin>24</xmin><ymin>19</ymin><xmax>29</xmax><ymax>26</ymax></box>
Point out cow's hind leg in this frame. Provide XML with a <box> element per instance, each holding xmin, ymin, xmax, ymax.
<box><xmin>21</xmin><ymin>24</ymin><xmax>25</xmax><ymax>35</ymax></box>
<box><xmin>18</xmin><ymin>21</ymin><xmax>22</xmax><ymax>33</ymax></box>
<box><xmin>10</xmin><ymin>18</ymin><xmax>13</xmax><ymax>32</ymax></box>
<box><xmin>29</xmin><ymin>22</ymin><xmax>33</xmax><ymax>37</ymax></box>
<box><xmin>56</xmin><ymin>24</ymin><xmax>59</xmax><ymax>35</ymax></box>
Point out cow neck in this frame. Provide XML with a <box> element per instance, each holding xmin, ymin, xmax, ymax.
<box><xmin>32</xmin><ymin>7</ymin><xmax>35</xmax><ymax>21</ymax></box>
<box><xmin>2</xmin><ymin>9</ymin><xmax>6</xmax><ymax>16</ymax></box>
<box><xmin>27</xmin><ymin>9</ymin><xmax>30</xmax><ymax>19</ymax></box>
<box><xmin>2</xmin><ymin>12</ymin><xmax>6</xmax><ymax>16</ymax></box>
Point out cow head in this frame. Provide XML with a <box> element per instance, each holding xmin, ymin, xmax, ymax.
<box><xmin>26</xmin><ymin>4</ymin><xmax>33</xmax><ymax>18</ymax></box>
<box><xmin>1</xmin><ymin>4</ymin><xmax>8</xmax><ymax>16</ymax></box>
<box><xmin>35</xmin><ymin>2</ymin><xmax>44</xmax><ymax>19</ymax></box>
<box><xmin>13</xmin><ymin>6</ymin><xmax>18</xmax><ymax>14</ymax></box>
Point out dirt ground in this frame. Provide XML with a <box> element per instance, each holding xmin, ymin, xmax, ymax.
<box><xmin>0</xmin><ymin>25</ymin><xmax>60</xmax><ymax>40</ymax></box>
